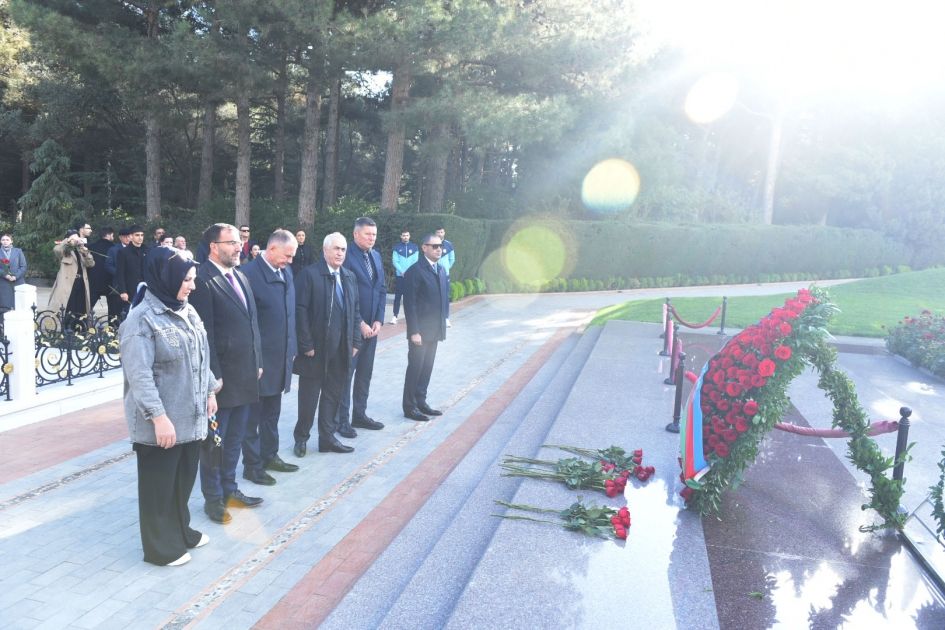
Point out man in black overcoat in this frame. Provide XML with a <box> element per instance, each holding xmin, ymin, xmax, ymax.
<box><xmin>292</xmin><ymin>232</ymin><xmax>363</xmax><ymax>456</ymax></box>
<box><xmin>190</xmin><ymin>223</ymin><xmax>264</xmax><ymax>524</ymax></box>
<box><xmin>240</xmin><ymin>229</ymin><xmax>299</xmax><ymax>486</ymax></box>
<box><xmin>402</xmin><ymin>233</ymin><xmax>450</xmax><ymax>422</ymax></box>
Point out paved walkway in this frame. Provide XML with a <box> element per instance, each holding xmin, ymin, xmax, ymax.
<box><xmin>2</xmin><ymin>280</ymin><xmax>943</xmax><ymax>628</ymax></box>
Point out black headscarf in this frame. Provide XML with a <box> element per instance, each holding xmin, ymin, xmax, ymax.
<box><xmin>131</xmin><ymin>247</ymin><xmax>197</xmax><ymax>311</ymax></box>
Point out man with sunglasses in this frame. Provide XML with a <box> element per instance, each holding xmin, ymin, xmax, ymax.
<box><xmin>401</xmin><ymin>234</ymin><xmax>450</xmax><ymax>422</ymax></box>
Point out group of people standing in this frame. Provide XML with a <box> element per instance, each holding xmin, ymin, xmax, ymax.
<box><xmin>119</xmin><ymin>219</ymin><xmax>455</xmax><ymax>567</ymax></box>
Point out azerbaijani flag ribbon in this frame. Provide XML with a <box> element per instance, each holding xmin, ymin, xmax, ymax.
<box><xmin>680</xmin><ymin>360</ymin><xmax>710</xmax><ymax>483</ymax></box>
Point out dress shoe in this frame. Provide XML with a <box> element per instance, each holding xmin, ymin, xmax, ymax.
<box><xmin>352</xmin><ymin>416</ymin><xmax>385</xmax><ymax>430</ymax></box>
<box><xmin>318</xmin><ymin>436</ymin><xmax>354</xmax><ymax>453</ymax></box>
<box><xmin>338</xmin><ymin>426</ymin><xmax>358</xmax><ymax>439</ymax></box>
<box><xmin>225</xmin><ymin>489</ymin><xmax>264</xmax><ymax>509</ymax></box>
<box><xmin>166</xmin><ymin>552</ymin><xmax>192</xmax><ymax>567</ymax></box>
<box><xmin>265</xmin><ymin>455</ymin><xmax>299</xmax><ymax>473</ymax></box>
<box><xmin>294</xmin><ymin>440</ymin><xmax>307</xmax><ymax>458</ymax></box>
<box><xmin>243</xmin><ymin>469</ymin><xmax>276</xmax><ymax>486</ymax></box>
<box><xmin>417</xmin><ymin>404</ymin><xmax>443</xmax><ymax>416</ymax></box>
<box><xmin>204</xmin><ymin>499</ymin><xmax>232</xmax><ymax>524</ymax></box>
<box><xmin>404</xmin><ymin>409</ymin><xmax>431</xmax><ymax>422</ymax></box>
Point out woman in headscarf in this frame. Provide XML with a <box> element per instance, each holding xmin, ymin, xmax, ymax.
<box><xmin>0</xmin><ymin>233</ymin><xmax>27</xmax><ymax>314</ymax></box>
<box><xmin>118</xmin><ymin>248</ymin><xmax>218</xmax><ymax>567</ymax></box>
<box><xmin>48</xmin><ymin>228</ymin><xmax>95</xmax><ymax>324</ymax></box>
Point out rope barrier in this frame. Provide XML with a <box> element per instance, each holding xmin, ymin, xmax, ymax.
<box><xmin>668</xmin><ymin>303</ymin><xmax>723</xmax><ymax>329</ymax></box>
<box><xmin>773</xmin><ymin>420</ymin><xmax>899</xmax><ymax>438</ymax></box>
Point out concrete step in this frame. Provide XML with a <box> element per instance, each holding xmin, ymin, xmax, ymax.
<box><xmin>443</xmin><ymin>320</ymin><xmax>719</xmax><ymax>629</ymax></box>
<box><xmin>321</xmin><ymin>326</ymin><xmax>602</xmax><ymax>629</ymax></box>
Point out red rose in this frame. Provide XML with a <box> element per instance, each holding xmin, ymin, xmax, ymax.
<box><xmin>714</xmin><ymin>443</ymin><xmax>730</xmax><ymax>458</ymax></box>
<box><xmin>735</xmin><ymin>418</ymin><xmax>749</xmax><ymax>433</ymax></box>
<box><xmin>744</xmin><ymin>400</ymin><xmax>759</xmax><ymax>415</ymax></box>
<box><xmin>774</xmin><ymin>345</ymin><xmax>792</xmax><ymax>361</ymax></box>
<box><xmin>716</xmin><ymin>400</ymin><xmax>730</xmax><ymax>411</ymax></box>
<box><xmin>633</xmin><ymin>448</ymin><xmax>643</xmax><ymax>457</ymax></box>
<box><xmin>680</xmin><ymin>486</ymin><xmax>694</xmax><ymax>501</ymax></box>
<box><xmin>750</xmin><ymin>374</ymin><xmax>766</xmax><ymax>388</ymax></box>
<box><xmin>726</xmin><ymin>382</ymin><xmax>742</xmax><ymax>397</ymax></box>
<box><xmin>614</xmin><ymin>525</ymin><xmax>627</xmax><ymax>540</ymax></box>
<box><xmin>779</xmin><ymin>322</ymin><xmax>792</xmax><ymax>335</ymax></box>
<box><xmin>707</xmin><ymin>434</ymin><xmax>720</xmax><ymax>448</ymax></box>
<box><xmin>722</xmin><ymin>429</ymin><xmax>737</xmax><ymax>443</ymax></box>
<box><xmin>606</xmin><ymin>485</ymin><xmax>619</xmax><ymax>497</ymax></box>
<box><xmin>645</xmin><ymin>466</ymin><xmax>655</xmax><ymax>474</ymax></box>
<box><xmin>711</xmin><ymin>370</ymin><xmax>726</xmax><ymax>386</ymax></box>
<box><xmin>757</xmin><ymin>359</ymin><xmax>776</xmax><ymax>377</ymax></box>
<box><xmin>721</xmin><ymin>357</ymin><xmax>733</xmax><ymax>369</ymax></box>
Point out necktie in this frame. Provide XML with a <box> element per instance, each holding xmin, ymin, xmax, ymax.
<box><xmin>363</xmin><ymin>250</ymin><xmax>374</xmax><ymax>282</ymax></box>
<box><xmin>276</xmin><ymin>268</ymin><xmax>283</xmax><ymax>282</ymax></box>
<box><xmin>225</xmin><ymin>272</ymin><xmax>247</xmax><ymax>308</ymax></box>
<box><xmin>333</xmin><ymin>271</ymin><xmax>345</xmax><ymax>309</ymax></box>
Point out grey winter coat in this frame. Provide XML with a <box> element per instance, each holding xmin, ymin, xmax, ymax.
<box><xmin>119</xmin><ymin>291</ymin><xmax>214</xmax><ymax>445</ymax></box>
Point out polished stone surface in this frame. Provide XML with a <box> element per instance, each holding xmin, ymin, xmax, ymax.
<box><xmin>704</xmin><ymin>406</ymin><xmax>945</xmax><ymax>629</ymax></box>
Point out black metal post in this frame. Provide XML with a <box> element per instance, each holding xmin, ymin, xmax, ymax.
<box><xmin>659</xmin><ymin>315</ymin><xmax>673</xmax><ymax>356</ymax></box>
<box><xmin>664</xmin><ymin>324</ymin><xmax>681</xmax><ymax>385</ymax></box>
<box><xmin>892</xmin><ymin>407</ymin><xmax>912</xmax><ymax>483</ymax></box>
<box><xmin>717</xmin><ymin>296</ymin><xmax>728</xmax><ymax>335</ymax></box>
<box><xmin>666</xmin><ymin>352</ymin><xmax>686</xmax><ymax>433</ymax></box>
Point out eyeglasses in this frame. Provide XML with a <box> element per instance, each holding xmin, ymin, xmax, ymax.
<box><xmin>424</xmin><ymin>243</ymin><xmax>443</xmax><ymax>249</ymax></box>
<box><xmin>240</xmin><ymin>229</ymin><xmax>250</xmax><ymax>233</ymax></box>
<box><xmin>213</xmin><ymin>240</ymin><xmax>241</xmax><ymax>246</ymax></box>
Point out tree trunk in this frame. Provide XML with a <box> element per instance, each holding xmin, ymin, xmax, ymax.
<box><xmin>197</xmin><ymin>101</ymin><xmax>215</xmax><ymax>208</ymax></box>
<box><xmin>380</xmin><ymin>65</ymin><xmax>412</xmax><ymax>213</ymax></box>
<box><xmin>235</xmin><ymin>90</ymin><xmax>251</xmax><ymax>227</ymax></box>
<box><xmin>446</xmin><ymin>128</ymin><xmax>464</xmax><ymax>200</ymax></box>
<box><xmin>145</xmin><ymin>112</ymin><xmax>162</xmax><ymax>220</ymax></box>
<box><xmin>297</xmin><ymin>71</ymin><xmax>322</xmax><ymax>230</ymax></box>
<box><xmin>273</xmin><ymin>56</ymin><xmax>288</xmax><ymax>202</ymax></box>
<box><xmin>421</xmin><ymin>122</ymin><xmax>450</xmax><ymax>213</ymax></box>
<box><xmin>21</xmin><ymin>151</ymin><xmax>31</xmax><ymax>195</ymax></box>
<box><xmin>322</xmin><ymin>77</ymin><xmax>341</xmax><ymax>210</ymax></box>
<box><xmin>761</xmin><ymin>106</ymin><xmax>785</xmax><ymax>225</ymax></box>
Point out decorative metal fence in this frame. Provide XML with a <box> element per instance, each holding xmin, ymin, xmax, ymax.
<box><xmin>0</xmin><ymin>326</ymin><xmax>10</xmax><ymax>401</ymax></box>
<box><xmin>33</xmin><ymin>307</ymin><xmax>121</xmax><ymax>387</ymax></box>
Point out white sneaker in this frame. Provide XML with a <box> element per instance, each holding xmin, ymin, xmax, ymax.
<box><xmin>389</xmin><ymin>316</ymin><xmax>398</xmax><ymax>324</ymax></box>
<box><xmin>166</xmin><ymin>552</ymin><xmax>192</xmax><ymax>567</ymax></box>
<box><xmin>195</xmin><ymin>533</ymin><xmax>210</xmax><ymax>548</ymax></box>
<box><xmin>446</xmin><ymin>318</ymin><xmax>452</xmax><ymax>328</ymax></box>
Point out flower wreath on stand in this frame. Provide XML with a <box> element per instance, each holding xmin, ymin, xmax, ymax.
<box><xmin>679</xmin><ymin>287</ymin><xmax>908</xmax><ymax>532</ymax></box>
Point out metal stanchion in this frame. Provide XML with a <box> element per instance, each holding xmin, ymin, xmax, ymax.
<box><xmin>660</xmin><ymin>315</ymin><xmax>673</xmax><ymax>356</ymax></box>
<box><xmin>664</xmin><ymin>324</ymin><xmax>681</xmax><ymax>385</ymax></box>
<box><xmin>666</xmin><ymin>352</ymin><xmax>686</xmax><ymax>433</ymax></box>
<box><xmin>717</xmin><ymin>296</ymin><xmax>728</xmax><ymax>335</ymax></box>
<box><xmin>660</xmin><ymin>298</ymin><xmax>670</xmax><ymax>339</ymax></box>
<box><xmin>892</xmin><ymin>406</ymin><xmax>912</xmax><ymax>484</ymax></box>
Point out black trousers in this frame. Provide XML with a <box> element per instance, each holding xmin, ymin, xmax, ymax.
<box><xmin>243</xmin><ymin>393</ymin><xmax>283</xmax><ymax>475</ymax></box>
<box><xmin>402</xmin><ymin>339</ymin><xmax>438</xmax><ymax>413</ymax></box>
<box><xmin>134</xmin><ymin>441</ymin><xmax>202</xmax><ymax>566</ymax></box>
<box><xmin>295</xmin><ymin>350</ymin><xmax>347</xmax><ymax>444</ymax></box>
<box><xmin>339</xmin><ymin>334</ymin><xmax>377</xmax><ymax>424</ymax></box>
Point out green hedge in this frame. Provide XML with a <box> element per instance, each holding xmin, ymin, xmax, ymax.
<box><xmin>26</xmin><ymin>200</ymin><xmax>923</xmax><ymax>289</ymax></box>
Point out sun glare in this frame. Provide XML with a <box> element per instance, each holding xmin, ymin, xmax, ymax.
<box><xmin>638</xmin><ymin>0</ymin><xmax>945</xmax><ymax>103</ymax></box>
<box><xmin>581</xmin><ymin>159</ymin><xmax>640</xmax><ymax>213</ymax></box>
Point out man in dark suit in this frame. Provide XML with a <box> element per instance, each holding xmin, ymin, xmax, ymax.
<box><xmin>87</xmin><ymin>226</ymin><xmax>114</xmax><ymax>313</ymax></box>
<box><xmin>402</xmin><ymin>233</ymin><xmax>450</xmax><ymax>422</ymax></box>
<box><xmin>293</xmin><ymin>232</ymin><xmax>362</xmax><ymax>456</ymax></box>
<box><xmin>337</xmin><ymin>217</ymin><xmax>386</xmax><ymax>436</ymax></box>
<box><xmin>240</xmin><ymin>229</ymin><xmax>299</xmax><ymax>486</ymax></box>
<box><xmin>116</xmin><ymin>225</ymin><xmax>147</xmax><ymax>318</ymax></box>
<box><xmin>190</xmin><ymin>223</ymin><xmax>264</xmax><ymax>524</ymax></box>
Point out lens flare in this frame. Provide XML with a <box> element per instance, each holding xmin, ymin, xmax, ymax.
<box><xmin>581</xmin><ymin>159</ymin><xmax>640</xmax><ymax>213</ymax></box>
<box><xmin>503</xmin><ymin>225</ymin><xmax>567</xmax><ymax>287</ymax></box>
<box><xmin>685</xmin><ymin>72</ymin><xmax>739</xmax><ymax>124</ymax></box>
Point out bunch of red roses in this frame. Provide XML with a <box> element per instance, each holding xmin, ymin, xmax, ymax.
<box><xmin>609</xmin><ymin>506</ymin><xmax>632</xmax><ymax>539</ymax></box>
<box><xmin>698</xmin><ymin>289</ymin><xmax>816</xmax><ymax>462</ymax></box>
<box><xmin>601</xmin><ymin>449</ymin><xmax>655</xmax><ymax>497</ymax></box>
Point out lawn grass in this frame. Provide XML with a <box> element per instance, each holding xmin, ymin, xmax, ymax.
<box><xmin>590</xmin><ymin>268</ymin><xmax>945</xmax><ymax>337</ymax></box>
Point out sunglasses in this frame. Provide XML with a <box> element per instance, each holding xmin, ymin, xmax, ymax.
<box><xmin>424</xmin><ymin>243</ymin><xmax>443</xmax><ymax>249</ymax></box>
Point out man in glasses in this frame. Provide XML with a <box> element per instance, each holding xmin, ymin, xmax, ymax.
<box><xmin>401</xmin><ymin>234</ymin><xmax>450</xmax><ymax>422</ymax></box>
<box><xmin>238</xmin><ymin>225</ymin><xmax>255</xmax><ymax>264</ymax></box>
<box><xmin>190</xmin><ymin>223</ymin><xmax>264</xmax><ymax>524</ymax></box>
